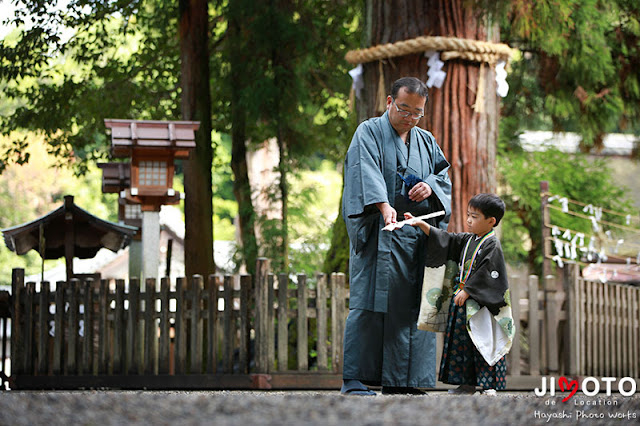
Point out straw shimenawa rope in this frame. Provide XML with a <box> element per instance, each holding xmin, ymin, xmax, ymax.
<box><xmin>345</xmin><ymin>35</ymin><xmax>516</xmax><ymax>65</ymax></box>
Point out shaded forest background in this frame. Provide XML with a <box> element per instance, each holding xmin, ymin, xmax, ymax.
<box><xmin>0</xmin><ymin>0</ymin><xmax>639</xmax><ymax>285</ymax></box>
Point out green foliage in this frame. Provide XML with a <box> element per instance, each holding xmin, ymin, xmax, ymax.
<box><xmin>221</xmin><ymin>0</ymin><xmax>359</xmax><ymax>271</ymax></box>
<box><xmin>486</xmin><ymin>0</ymin><xmax>640</xmax><ymax>147</ymax></box>
<box><xmin>253</xmin><ymin>160</ymin><xmax>342</xmax><ymax>275</ymax></box>
<box><xmin>498</xmin><ymin>146</ymin><xmax>633</xmax><ymax>273</ymax></box>
<box><xmin>0</xmin><ymin>135</ymin><xmax>117</xmax><ymax>285</ymax></box>
<box><xmin>1</xmin><ymin>0</ymin><xmax>180</xmax><ymax>174</ymax></box>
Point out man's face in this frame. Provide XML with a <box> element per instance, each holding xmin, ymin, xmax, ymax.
<box><xmin>386</xmin><ymin>87</ymin><xmax>426</xmax><ymax>137</ymax></box>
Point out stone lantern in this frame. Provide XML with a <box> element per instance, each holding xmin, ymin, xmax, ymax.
<box><xmin>103</xmin><ymin>119</ymin><xmax>199</xmax><ymax>279</ymax></box>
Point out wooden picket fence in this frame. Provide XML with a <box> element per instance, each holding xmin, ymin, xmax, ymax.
<box><xmin>507</xmin><ymin>265</ymin><xmax>640</xmax><ymax>385</ymax></box>
<box><xmin>7</xmin><ymin>258</ymin><xmax>348</xmax><ymax>390</ymax></box>
<box><xmin>3</xmin><ymin>260</ymin><xmax>639</xmax><ymax>390</ymax></box>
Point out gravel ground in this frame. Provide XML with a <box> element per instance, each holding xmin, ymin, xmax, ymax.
<box><xmin>0</xmin><ymin>390</ymin><xmax>639</xmax><ymax>425</ymax></box>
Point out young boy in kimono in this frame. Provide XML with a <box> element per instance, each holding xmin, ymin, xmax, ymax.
<box><xmin>403</xmin><ymin>193</ymin><xmax>514</xmax><ymax>395</ymax></box>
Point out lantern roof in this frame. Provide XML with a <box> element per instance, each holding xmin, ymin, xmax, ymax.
<box><xmin>104</xmin><ymin>119</ymin><xmax>200</xmax><ymax>159</ymax></box>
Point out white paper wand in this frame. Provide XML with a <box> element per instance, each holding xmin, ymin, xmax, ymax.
<box><xmin>382</xmin><ymin>210</ymin><xmax>446</xmax><ymax>231</ymax></box>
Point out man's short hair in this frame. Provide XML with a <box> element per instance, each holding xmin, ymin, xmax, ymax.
<box><xmin>391</xmin><ymin>77</ymin><xmax>429</xmax><ymax>102</ymax></box>
<box><xmin>468</xmin><ymin>193</ymin><xmax>506</xmax><ymax>226</ymax></box>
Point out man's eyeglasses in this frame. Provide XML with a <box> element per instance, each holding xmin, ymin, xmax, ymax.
<box><xmin>392</xmin><ymin>98</ymin><xmax>424</xmax><ymax>120</ymax></box>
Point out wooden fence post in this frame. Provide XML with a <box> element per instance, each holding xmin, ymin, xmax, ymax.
<box><xmin>564</xmin><ymin>264</ymin><xmax>578</xmax><ymax>375</ymax></box>
<box><xmin>545</xmin><ymin>274</ymin><xmax>559</xmax><ymax>374</ymax></box>
<box><xmin>190</xmin><ymin>275</ymin><xmax>203</xmax><ymax>374</ymax></box>
<box><xmin>239</xmin><ymin>275</ymin><xmax>251</xmax><ymax>374</ymax></box>
<box><xmin>507</xmin><ymin>275</ymin><xmax>521</xmax><ymax>376</ymax></box>
<box><xmin>331</xmin><ymin>273</ymin><xmax>347</xmax><ymax>374</ymax></box>
<box><xmin>254</xmin><ymin>258</ymin><xmax>270</xmax><ymax>374</ymax></box>
<box><xmin>223</xmin><ymin>275</ymin><xmax>234</xmax><ymax>373</ymax></box>
<box><xmin>128</xmin><ymin>278</ymin><xmax>140</xmax><ymax>375</ymax></box>
<box><xmin>316</xmin><ymin>273</ymin><xmax>328</xmax><ymax>371</ymax></box>
<box><xmin>277</xmin><ymin>273</ymin><xmax>289</xmax><ymax>372</ymax></box>
<box><xmin>159</xmin><ymin>277</ymin><xmax>170</xmax><ymax>375</ymax></box>
<box><xmin>143</xmin><ymin>278</ymin><xmax>155</xmax><ymax>375</ymax></box>
<box><xmin>297</xmin><ymin>274</ymin><xmax>308</xmax><ymax>371</ymax></box>
<box><xmin>206</xmin><ymin>275</ymin><xmax>219</xmax><ymax>374</ymax></box>
<box><xmin>98</xmin><ymin>280</ymin><xmax>108</xmax><ymax>375</ymax></box>
<box><xmin>528</xmin><ymin>275</ymin><xmax>540</xmax><ymax>375</ymax></box>
<box><xmin>267</xmin><ymin>274</ymin><xmax>275</xmax><ymax>372</ymax></box>
<box><xmin>67</xmin><ymin>279</ymin><xmax>79</xmax><ymax>375</ymax></box>
<box><xmin>175</xmin><ymin>277</ymin><xmax>187</xmax><ymax>375</ymax></box>
<box><xmin>540</xmin><ymin>181</ymin><xmax>552</xmax><ymax>279</ymax></box>
<box><xmin>37</xmin><ymin>281</ymin><xmax>49</xmax><ymax>376</ymax></box>
<box><xmin>82</xmin><ymin>279</ymin><xmax>93</xmax><ymax>376</ymax></box>
<box><xmin>24</xmin><ymin>281</ymin><xmax>34</xmax><ymax>376</ymax></box>
<box><xmin>113</xmin><ymin>279</ymin><xmax>125</xmax><ymax>374</ymax></box>
<box><xmin>11</xmin><ymin>268</ymin><xmax>24</xmax><ymax>376</ymax></box>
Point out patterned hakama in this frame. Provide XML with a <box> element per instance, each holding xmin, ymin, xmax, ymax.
<box><xmin>439</xmin><ymin>299</ymin><xmax>507</xmax><ymax>390</ymax></box>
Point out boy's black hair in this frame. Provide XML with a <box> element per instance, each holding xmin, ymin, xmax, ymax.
<box><xmin>468</xmin><ymin>193</ymin><xmax>505</xmax><ymax>226</ymax></box>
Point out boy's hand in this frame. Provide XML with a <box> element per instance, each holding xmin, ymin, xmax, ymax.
<box><xmin>403</xmin><ymin>212</ymin><xmax>431</xmax><ymax>235</ymax></box>
<box><xmin>403</xmin><ymin>212</ymin><xmax>415</xmax><ymax>223</ymax></box>
<box><xmin>454</xmin><ymin>290</ymin><xmax>469</xmax><ymax>306</ymax></box>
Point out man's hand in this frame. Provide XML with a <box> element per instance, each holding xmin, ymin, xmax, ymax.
<box><xmin>408</xmin><ymin>182</ymin><xmax>432</xmax><ymax>202</ymax></box>
<box><xmin>376</xmin><ymin>202</ymin><xmax>397</xmax><ymax>225</ymax></box>
<box><xmin>454</xmin><ymin>290</ymin><xmax>469</xmax><ymax>306</ymax></box>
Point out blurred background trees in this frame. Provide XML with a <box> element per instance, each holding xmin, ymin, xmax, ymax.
<box><xmin>1</xmin><ymin>0</ymin><xmax>638</xmax><ymax>279</ymax></box>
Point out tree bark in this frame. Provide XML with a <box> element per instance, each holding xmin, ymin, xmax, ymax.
<box><xmin>359</xmin><ymin>0</ymin><xmax>499</xmax><ymax>232</ymax></box>
<box><xmin>228</xmin><ymin>0</ymin><xmax>258</xmax><ymax>275</ymax></box>
<box><xmin>179</xmin><ymin>0</ymin><xmax>215</xmax><ymax>277</ymax></box>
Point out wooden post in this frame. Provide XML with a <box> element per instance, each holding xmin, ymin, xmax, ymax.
<box><xmin>540</xmin><ymin>181</ymin><xmax>552</xmax><ymax>280</ymax></box>
<box><xmin>64</xmin><ymin>196</ymin><xmax>75</xmax><ymax>284</ymax></box>
<box><xmin>331</xmin><ymin>273</ymin><xmax>347</xmax><ymax>374</ymax></box>
<box><xmin>82</xmin><ymin>280</ymin><xmax>93</xmax><ymax>376</ymax></box>
<box><xmin>11</xmin><ymin>268</ymin><xmax>24</xmax><ymax>376</ymax></box>
<box><xmin>67</xmin><ymin>279</ymin><xmax>79</xmax><ymax>375</ymax></box>
<box><xmin>254</xmin><ymin>258</ymin><xmax>270</xmax><ymax>373</ymax></box>
<box><xmin>190</xmin><ymin>275</ymin><xmax>203</xmax><ymax>374</ymax></box>
<box><xmin>98</xmin><ymin>280</ymin><xmax>108</xmax><ymax>375</ymax></box>
<box><xmin>159</xmin><ymin>277</ymin><xmax>170</xmax><ymax>375</ymax></box>
<box><xmin>507</xmin><ymin>275</ymin><xmax>521</xmax><ymax>376</ymax></box>
<box><xmin>238</xmin><ymin>275</ymin><xmax>251</xmax><ymax>374</ymax></box>
<box><xmin>37</xmin><ymin>281</ymin><xmax>50</xmax><ymax>375</ymax></box>
<box><xmin>545</xmin><ymin>275</ymin><xmax>559</xmax><ymax>374</ymax></box>
<box><xmin>565</xmin><ymin>265</ymin><xmax>579</xmax><ymax>376</ymax></box>
<box><xmin>297</xmin><ymin>274</ymin><xmax>309</xmax><ymax>371</ymax></box>
<box><xmin>277</xmin><ymin>273</ymin><xmax>289</xmax><ymax>372</ymax></box>
<box><xmin>632</xmin><ymin>287</ymin><xmax>639</xmax><ymax>379</ymax></box>
<box><xmin>223</xmin><ymin>275</ymin><xmax>234</xmax><ymax>373</ymax></box>
<box><xmin>114</xmin><ymin>279</ymin><xmax>125</xmax><ymax>374</ymax></box>
<box><xmin>24</xmin><ymin>282</ymin><xmax>35</xmax><ymax>376</ymax></box>
<box><xmin>53</xmin><ymin>281</ymin><xmax>65</xmax><ymax>375</ymax></box>
<box><xmin>316</xmin><ymin>273</ymin><xmax>328</xmax><ymax>371</ymax></box>
<box><xmin>528</xmin><ymin>275</ymin><xmax>540</xmax><ymax>375</ymax></box>
<box><xmin>175</xmin><ymin>277</ymin><xmax>187</xmax><ymax>375</ymax></box>
<box><xmin>144</xmin><ymin>278</ymin><xmax>156</xmax><ymax>375</ymax></box>
<box><xmin>206</xmin><ymin>275</ymin><xmax>219</xmax><ymax>374</ymax></box>
<box><xmin>128</xmin><ymin>278</ymin><xmax>140</xmax><ymax>375</ymax></box>
<box><xmin>267</xmin><ymin>274</ymin><xmax>275</xmax><ymax>372</ymax></box>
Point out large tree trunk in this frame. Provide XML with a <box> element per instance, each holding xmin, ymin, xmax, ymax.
<box><xmin>359</xmin><ymin>0</ymin><xmax>499</xmax><ymax>232</ymax></box>
<box><xmin>228</xmin><ymin>0</ymin><xmax>258</xmax><ymax>275</ymax></box>
<box><xmin>325</xmin><ymin>0</ymin><xmax>500</xmax><ymax>273</ymax></box>
<box><xmin>179</xmin><ymin>0</ymin><xmax>215</xmax><ymax>277</ymax></box>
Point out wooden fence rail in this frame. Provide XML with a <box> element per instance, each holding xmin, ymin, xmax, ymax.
<box><xmin>3</xmin><ymin>260</ymin><xmax>639</xmax><ymax>390</ymax></box>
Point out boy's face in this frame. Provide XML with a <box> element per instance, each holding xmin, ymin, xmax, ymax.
<box><xmin>466</xmin><ymin>206</ymin><xmax>496</xmax><ymax>237</ymax></box>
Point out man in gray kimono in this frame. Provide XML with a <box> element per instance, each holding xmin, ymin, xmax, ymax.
<box><xmin>341</xmin><ymin>77</ymin><xmax>452</xmax><ymax>395</ymax></box>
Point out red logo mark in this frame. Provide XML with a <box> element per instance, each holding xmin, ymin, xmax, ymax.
<box><xmin>559</xmin><ymin>376</ymin><xmax>579</xmax><ymax>402</ymax></box>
